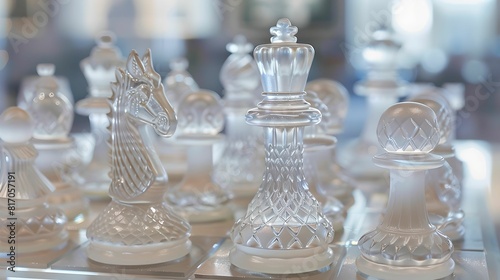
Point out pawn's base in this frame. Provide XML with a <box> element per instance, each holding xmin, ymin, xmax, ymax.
<box><xmin>229</xmin><ymin>245</ymin><xmax>334</xmax><ymax>274</ymax></box>
<box><xmin>179</xmin><ymin>205</ymin><xmax>233</xmax><ymax>223</ymax></box>
<box><xmin>87</xmin><ymin>238</ymin><xmax>192</xmax><ymax>265</ymax></box>
<box><xmin>356</xmin><ymin>256</ymin><xmax>455</xmax><ymax>280</ymax></box>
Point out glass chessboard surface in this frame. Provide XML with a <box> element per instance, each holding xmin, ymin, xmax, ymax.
<box><xmin>0</xmin><ymin>140</ymin><xmax>497</xmax><ymax>280</ymax></box>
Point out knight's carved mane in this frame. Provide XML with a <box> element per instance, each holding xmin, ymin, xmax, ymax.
<box><xmin>107</xmin><ymin>50</ymin><xmax>158</xmax><ymax>201</ymax></box>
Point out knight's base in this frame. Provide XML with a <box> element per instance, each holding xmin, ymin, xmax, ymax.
<box><xmin>356</xmin><ymin>256</ymin><xmax>455</xmax><ymax>280</ymax></box>
<box><xmin>87</xmin><ymin>237</ymin><xmax>192</xmax><ymax>265</ymax></box>
<box><xmin>51</xmin><ymin>236</ymin><xmax>224</xmax><ymax>278</ymax></box>
<box><xmin>229</xmin><ymin>245</ymin><xmax>334</xmax><ymax>274</ymax></box>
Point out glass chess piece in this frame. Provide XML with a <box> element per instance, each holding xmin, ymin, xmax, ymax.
<box><xmin>303</xmin><ymin>91</ymin><xmax>345</xmax><ymax>231</ymax></box>
<box><xmin>86</xmin><ymin>49</ymin><xmax>191</xmax><ymax>265</ymax></box>
<box><xmin>410</xmin><ymin>84</ymin><xmax>465</xmax><ymax>184</ymax></box>
<box><xmin>166</xmin><ymin>90</ymin><xmax>232</xmax><ymax>223</ymax></box>
<box><xmin>230</xmin><ymin>18</ymin><xmax>335</xmax><ymax>274</ymax></box>
<box><xmin>410</xmin><ymin>94</ymin><xmax>465</xmax><ymax>241</ymax></box>
<box><xmin>356</xmin><ymin>102</ymin><xmax>454</xmax><ymax>280</ymax></box>
<box><xmin>306</xmin><ymin>79</ymin><xmax>356</xmax><ymax>206</ymax></box>
<box><xmin>24</xmin><ymin>63</ymin><xmax>89</xmax><ymax>225</ymax></box>
<box><xmin>338</xmin><ymin>28</ymin><xmax>407</xmax><ymax>181</ymax></box>
<box><xmin>74</xmin><ymin>32</ymin><xmax>124</xmax><ymax>199</ymax></box>
<box><xmin>213</xmin><ymin>35</ymin><xmax>264</xmax><ymax>199</ymax></box>
<box><xmin>155</xmin><ymin>57</ymin><xmax>200</xmax><ymax>180</ymax></box>
<box><xmin>0</xmin><ymin>107</ymin><xmax>69</xmax><ymax>253</ymax></box>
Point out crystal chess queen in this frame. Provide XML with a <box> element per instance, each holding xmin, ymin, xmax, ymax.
<box><xmin>230</xmin><ymin>18</ymin><xmax>335</xmax><ymax>274</ymax></box>
<box><xmin>86</xmin><ymin>50</ymin><xmax>191</xmax><ymax>265</ymax></box>
<box><xmin>356</xmin><ymin>102</ymin><xmax>454</xmax><ymax>280</ymax></box>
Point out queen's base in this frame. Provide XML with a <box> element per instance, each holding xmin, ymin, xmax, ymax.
<box><xmin>229</xmin><ymin>245</ymin><xmax>334</xmax><ymax>274</ymax></box>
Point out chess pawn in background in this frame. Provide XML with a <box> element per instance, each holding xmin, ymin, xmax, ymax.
<box><xmin>166</xmin><ymin>90</ymin><xmax>232</xmax><ymax>223</ymax></box>
<box><xmin>213</xmin><ymin>35</ymin><xmax>264</xmax><ymax>199</ymax></box>
<box><xmin>75</xmin><ymin>32</ymin><xmax>124</xmax><ymax>199</ymax></box>
<box><xmin>26</xmin><ymin>63</ymin><xmax>89</xmax><ymax>225</ymax></box>
<box><xmin>0</xmin><ymin>107</ymin><xmax>69</xmax><ymax>253</ymax></box>
<box><xmin>156</xmin><ymin>58</ymin><xmax>199</xmax><ymax>180</ymax></box>
<box><xmin>305</xmin><ymin>79</ymin><xmax>356</xmax><ymax>206</ymax></box>
<box><xmin>303</xmin><ymin>91</ymin><xmax>345</xmax><ymax>231</ymax></box>
<box><xmin>86</xmin><ymin>50</ymin><xmax>191</xmax><ymax>265</ymax></box>
<box><xmin>410</xmin><ymin>94</ymin><xmax>465</xmax><ymax>241</ymax></box>
<box><xmin>411</xmin><ymin>84</ymin><xmax>465</xmax><ymax>183</ymax></box>
<box><xmin>356</xmin><ymin>102</ymin><xmax>454</xmax><ymax>280</ymax></box>
<box><xmin>339</xmin><ymin>29</ymin><xmax>407</xmax><ymax>181</ymax></box>
<box><xmin>230</xmin><ymin>18</ymin><xmax>334</xmax><ymax>274</ymax></box>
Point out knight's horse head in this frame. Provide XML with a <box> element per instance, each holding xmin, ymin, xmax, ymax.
<box><xmin>121</xmin><ymin>49</ymin><xmax>177</xmax><ymax>137</ymax></box>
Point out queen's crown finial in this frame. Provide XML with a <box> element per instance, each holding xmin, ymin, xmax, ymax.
<box><xmin>377</xmin><ymin>102</ymin><xmax>440</xmax><ymax>154</ymax></box>
<box><xmin>270</xmin><ymin>18</ymin><xmax>298</xmax><ymax>43</ymax></box>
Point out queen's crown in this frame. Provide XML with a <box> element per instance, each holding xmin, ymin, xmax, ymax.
<box><xmin>254</xmin><ymin>18</ymin><xmax>314</xmax><ymax>93</ymax></box>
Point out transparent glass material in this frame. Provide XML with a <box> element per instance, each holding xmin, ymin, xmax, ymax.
<box><xmin>162</xmin><ymin>57</ymin><xmax>199</xmax><ymax>109</ymax></box>
<box><xmin>356</xmin><ymin>102</ymin><xmax>454</xmax><ymax>280</ymax></box>
<box><xmin>213</xmin><ymin>35</ymin><xmax>264</xmax><ymax>198</ymax></box>
<box><xmin>26</xmin><ymin>66</ymin><xmax>89</xmax><ymax>224</ymax></box>
<box><xmin>411</xmin><ymin>94</ymin><xmax>465</xmax><ymax>240</ymax></box>
<box><xmin>86</xmin><ymin>50</ymin><xmax>191</xmax><ymax>266</ymax></box>
<box><xmin>26</xmin><ymin>64</ymin><xmax>73</xmax><ymax>140</ymax></box>
<box><xmin>230</xmin><ymin>18</ymin><xmax>334</xmax><ymax>274</ymax></box>
<box><xmin>73</xmin><ymin>32</ymin><xmax>124</xmax><ymax>198</ymax></box>
<box><xmin>339</xmin><ymin>29</ymin><xmax>407</xmax><ymax>180</ymax></box>
<box><xmin>166</xmin><ymin>90</ymin><xmax>231</xmax><ymax>223</ymax></box>
<box><xmin>0</xmin><ymin>107</ymin><xmax>69</xmax><ymax>253</ymax></box>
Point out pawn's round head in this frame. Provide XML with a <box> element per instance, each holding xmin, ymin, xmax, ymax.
<box><xmin>177</xmin><ymin>90</ymin><xmax>224</xmax><ymax>136</ymax></box>
<box><xmin>0</xmin><ymin>107</ymin><xmax>35</xmax><ymax>143</ymax></box>
<box><xmin>377</xmin><ymin>102</ymin><xmax>440</xmax><ymax>154</ymax></box>
<box><xmin>410</xmin><ymin>94</ymin><xmax>453</xmax><ymax>144</ymax></box>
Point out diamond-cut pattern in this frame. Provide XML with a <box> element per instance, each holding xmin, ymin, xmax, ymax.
<box><xmin>231</xmin><ymin>128</ymin><xmax>333</xmax><ymax>250</ymax></box>
<box><xmin>358</xmin><ymin>228</ymin><xmax>453</xmax><ymax>265</ymax></box>
<box><xmin>87</xmin><ymin>201</ymin><xmax>190</xmax><ymax>246</ymax></box>
<box><xmin>377</xmin><ymin>117</ymin><xmax>439</xmax><ymax>153</ymax></box>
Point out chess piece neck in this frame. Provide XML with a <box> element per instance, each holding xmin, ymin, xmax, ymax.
<box><xmin>381</xmin><ymin>169</ymin><xmax>433</xmax><ymax>231</ymax></box>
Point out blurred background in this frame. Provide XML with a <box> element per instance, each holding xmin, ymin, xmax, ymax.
<box><xmin>0</xmin><ymin>0</ymin><xmax>499</xmax><ymax>142</ymax></box>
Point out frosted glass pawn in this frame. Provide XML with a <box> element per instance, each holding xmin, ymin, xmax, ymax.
<box><xmin>213</xmin><ymin>35</ymin><xmax>264</xmax><ymax>199</ymax></box>
<box><xmin>156</xmin><ymin>58</ymin><xmax>200</xmax><ymax>179</ymax></box>
<box><xmin>230</xmin><ymin>18</ymin><xmax>334</xmax><ymax>274</ymax></box>
<box><xmin>411</xmin><ymin>94</ymin><xmax>464</xmax><ymax>240</ymax></box>
<box><xmin>306</xmin><ymin>79</ymin><xmax>356</xmax><ymax>206</ymax></box>
<box><xmin>0</xmin><ymin>107</ymin><xmax>69</xmax><ymax>253</ymax></box>
<box><xmin>166</xmin><ymin>90</ymin><xmax>232</xmax><ymax>223</ymax></box>
<box><xmin>86</xmin><ymin>50</ymin><xmax>191</xmax><ymax>265</ymax></box>
<box><xmin>356</xmin><ymin>102</ymin><xmax>454</xmax><ymax>280</ymax></box>
<box><xmin>75</xmin><ymin>32</ymin><xmax>124</xmax><ymax>198</ymax></box>
<box><xmin>26</xmin><ymin>64</ymin><xmax>89</xmax><ymax>225</ymax></box>
<box><xmin>339</xmin><ymin>29</ymin><xmax>407</xmax><ymax>181</ymax></box>
<box><xmin>303</xmin><ymin>91</ymin><xmax>344</xmax><ymax>231</ymax></box>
